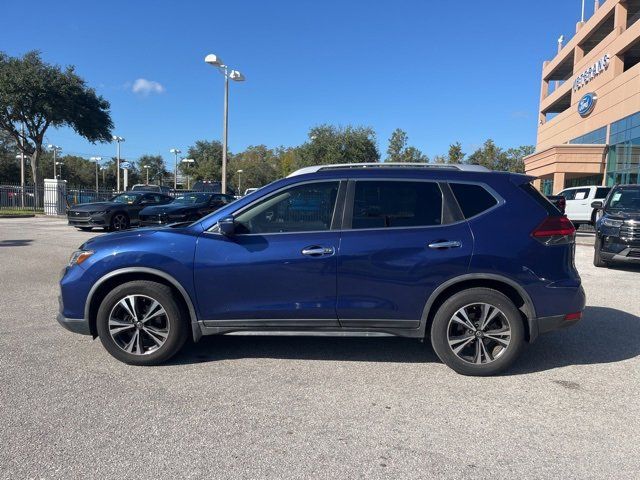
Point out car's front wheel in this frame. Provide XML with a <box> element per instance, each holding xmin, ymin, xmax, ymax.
<box><xmin>430</xmin><ymin>288</ymin><xmax>525</xmax><ymax>376</ymax></box>
<box><xmin>593</xmin><ymin>236</ymin><xmax>609</xmax><ymax>268</ymax></box>
<box><xmin>96</xmin><ymin>281</ymin><xmax>188</xmax><ymax>365</ymax></box>
<box><xmin>109</xmin><ymin>213</ymin><xmax>129</xmax><ymax>231</ymax></box>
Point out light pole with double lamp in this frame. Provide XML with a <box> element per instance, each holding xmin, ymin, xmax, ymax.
<box><xmin>181</xmin><ymin>158</ymin><xmax>195</xmax><ymax>189</ymax></box>
<box><xmin>112</xmin><ymin>136</ymin><xmax>125</xmax><ymax>191</ymax></box>
<box><xmin>48</xmin><ymin>144</ymin><xmax>62</xmax><ymax>178</ymax></box>
<box><xmin>90</xmin><ymin>157</ymin><xmax>102</xmax><ymax>192</ymax></box>
<box><xmin>204</xmin><ymin>53</ymin><xmax>245</xmax><ymax>194</ymax></box>
<box><xmin>170</xmin><ymin>148</ymin><xmax>181</xmax><ymax>190</ymax></box>
<box><xmin>236</xmin><ymin>169</ymin><xmax>243</xmax><ymax>194</ymax></box>
<box><xmin>143</xmin><ymin>165</ymin><xmax>151</xmax><ymax>184</ymax></box>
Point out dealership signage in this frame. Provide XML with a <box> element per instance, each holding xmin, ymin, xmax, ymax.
<box><xmin>578</xmin><ymin>92</ymin><xmax>598</xmax><ymax>117</ymax></box>
<box><xmin>573</xmin><ymin>54</ymin><xmax>610</xmax><ymax>91</ymax></box>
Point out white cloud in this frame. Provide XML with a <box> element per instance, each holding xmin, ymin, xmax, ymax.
<box><xmin>131</xmin><ymin>78</ymin><xmax>165</xmax><ymax>96</ymax></box>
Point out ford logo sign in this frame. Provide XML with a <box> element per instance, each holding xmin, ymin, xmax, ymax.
<box><xmin>578</xmin><ymin>92</ymin><xmax>597</xmax><ymax>117</ymax></box>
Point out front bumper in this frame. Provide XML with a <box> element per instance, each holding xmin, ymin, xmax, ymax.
<box><xmin>67</xmin><ymin>213</ymin><xmax>107</xmax><ymax>227</ymax></box>
<box><xmin>601</xmin><ymin>247</ymin><xmax>640</xmax><ymax>263</ymax></box>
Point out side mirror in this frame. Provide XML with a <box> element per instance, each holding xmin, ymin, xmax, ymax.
<box><xmin>217</xmin><ymin>216</ymin><xmax>236</xmax><ymax>236</ymax></box>
<box><xmin>591</xmin><ymin>200</ymin><xmax>603</xmax><ymax>209</ymax></box>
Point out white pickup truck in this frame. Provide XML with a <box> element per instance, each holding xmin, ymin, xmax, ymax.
<box><xmin>558</xmin><ymin>185</ymin><xmax>611</xmax><ymax>226</ymax></box>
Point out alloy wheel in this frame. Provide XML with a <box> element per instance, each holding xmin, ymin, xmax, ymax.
<box><xmin>446</xmin><ymin>303</ymin><xmax>511</xmax><ymax>365</ymax></box>
<box><xmin>112</xmin><ymin>214</ymin><xmax>127</xmax><ymax>230</ymax></box>
<box><xmin>108</xmin><ymin>295</ymin><xmax>170</xmax><ymax>355</ymax></box>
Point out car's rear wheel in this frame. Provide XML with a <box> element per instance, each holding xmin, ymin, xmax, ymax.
<box><xmin>593</xmin><ymin>236</ymin><xmax>609</xmax><ymax>268</ymax></box>
<box><xmin>109</xmin><ymin>213</ymin><xmax>129</xmax><ymax>231</ymax></box>
<box><xmin>96</xmin><ymin>281</ymin><xmax>188</xmax><ymax>365</ymax></box>
<box><xmin>430</xmin><ymin>288</ymin><xmax>525</xmax><ymax>376</ymax></box>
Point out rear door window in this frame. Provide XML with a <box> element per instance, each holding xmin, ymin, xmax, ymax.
<box><xmin>560</xmin><ymin>189</ymin><xmax>576</xmax><ymax>200</ymax></box>
<box><xmin>449</xmin><ymin>183</ymin><xmax>498</xmax><ymax>219</ymax></box>
<box><xmin>572</xmin><ymin>188</ymin><xmax>590</xmax><ymax>200</ymax></box>
<box><xmin>351</xmin><ymin>181</ymin><xmax>442</xmax><ymax>229</ymax></box>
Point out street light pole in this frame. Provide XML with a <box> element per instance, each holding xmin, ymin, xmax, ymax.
<box><xmin>112</xmin><ymin>136</ymin><xmax>125</xmax><ymax>191</ymax></box>
<box><xmin>90</xmin><ymin>157</ymin><xmax>102</xmax><ymax>192</ymax></box>
<box><xmin>143</xmin><ymin>165</ymin><xmax>151</xmax><ymax>184</ymax></box>
<box><xmin>20</xmin><ymin>122</ymin><xmax>25</xmax><ymax>207</ymax></box>
<box><xmin>205</xmin><ymin>54</ymin><xmax>245</xmax><ymax>194</ymax></box>
<box><xmin>48</xmin><ymin>145</ymin><xmax>62</xmax><ymax>178</ymax></box>
<box><xmin>181</xmin><ymin>158</ymin><xmax>195</xmax><ymax>189</ymax></box>
<box><xmin>170</xmin><ymin>148</ymin><xmax>182</xmax><ymax>190</ymax></box>
<box><xmin>237</xmin><ymin>169</ymin><xmax>243</xmax><ymax>194</ymax></box>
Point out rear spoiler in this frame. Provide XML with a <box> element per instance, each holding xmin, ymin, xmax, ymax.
<box><xmin>509</xmin><ymin>173</ymin><xmax>537</xmax><ymax>186</ymax></box>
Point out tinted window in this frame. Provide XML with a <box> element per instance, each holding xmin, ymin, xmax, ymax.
<box><xmin>521</xmin><ymin>183</ymin><xmax>561</xmax><ymax>216</ymax></box>
<box><xmin>352</xmin><ymin>181</ymin><xmax>442</xmax><ymax>229</ymax></box>
<box><xmin>450</xmin><ymin>183</ymin><xmax>498</xmax><ymax>218</ymax></box>
<box><xmin>559</xmin><ymin>189</ymin><xmax>576</xmax><ymax>200</ymax></box>
<box><xmin>235</xmin><ymin>181</ymin><xmax>339</xmax><ymax>234</ymax></box>
<box><xmin>571</xmin><ymin>188</ymin><xmax>590</xmax><ymax>200</ymax></box>
<box><xmin>595</xmin><ymin>187</ymin><xmax>611</xmax><ymax>199</ymax></box>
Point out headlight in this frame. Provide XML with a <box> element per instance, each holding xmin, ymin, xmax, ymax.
<box><xmin>68</xmin><ymin>250</ymin><xmax>94</xmax><ymax>267</ymax></box>
<box><xmin>602</xmin><ymin>218</ymin><xmax>623</xmax><ymax>228</ymax></box>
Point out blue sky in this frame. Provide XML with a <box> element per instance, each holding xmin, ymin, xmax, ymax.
<box><xmin>1</xmin><ymin>0</ymin><xmax>597</xmax><ymax>165</ymax></box>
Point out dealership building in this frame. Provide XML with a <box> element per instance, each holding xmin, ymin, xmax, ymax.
<box><xmin>525</xmin><ymin>0</ymin><xmax>640</xmax><ymax>194</ymax></box>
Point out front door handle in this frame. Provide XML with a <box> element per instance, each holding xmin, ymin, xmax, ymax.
<box><xmin>301</xmin><ymin>245</ymin><xmax>335</xmax><ymax>257</ymax></box>
<box><xmin>428</xmin><ymin>240</ymin><xmax>462</xmax><ymax>250</ymax></box>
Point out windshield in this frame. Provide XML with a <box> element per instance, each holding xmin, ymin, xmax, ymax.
<box><xmin>110</xmin><ymin>193</ymin><xmax>142</xmax><ymax>204</ymax></box>
<box><xmin>606</xmin><ymin>187</ymin><xmax>640</xmax><ymax>211</ymax></box>
<box><xmin>174</xmin><ymin>193</ymin><xmax>210</xmax><ymax>204</ymax></box>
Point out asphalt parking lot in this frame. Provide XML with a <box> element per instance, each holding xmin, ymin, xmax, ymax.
<box><xmin>1</xmin><ymin>217</ymin><xmax>639</xmax><ymax>479</ymax></box>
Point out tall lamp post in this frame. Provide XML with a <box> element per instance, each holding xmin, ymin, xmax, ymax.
<box><xmin>55</xmin><ymin>161</ymin><xmax>64</xmax><ymax>179</ymax></box>
<box><xmin>204</xmin><ymin>53</ymin><xmax>245</xmax><ymax>194</ymax></box>
<box><xmin>143</xmin><ymin>165</ymin><xmax>151</xmax><ymax>184</ymax></box>
<box><xmin>90</xmin><ymin>157</ymin><xmax>102</xmax><ymax>192</ymax></box>
<box><xmin>169</xmin><ymin>148</ymin><xmax>181</xmax><ymax>190</ymax></box>
<box><xmin>48</xmin><ymin>144</ymin><xmax>62</xmax><ymax>179</ymax></box>
<box><xmin>236</xmin><ymin>169</ymin><xmax>243</xmax><ymax>195</ymax></box>
<box><xmin>112</xmin><ymin>136</ymin><xmax>125</xmax><ymax>191</ymax></box>
<box><xmin>181</xmin><ymin>158</ymin><xmax>195</xmax><ymax>189</ymax></box>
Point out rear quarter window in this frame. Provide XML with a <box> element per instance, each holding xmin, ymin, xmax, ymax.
<box><xmin>449</xmin><ymin>183</ymin><xmax>498</xmax><ymax>218</ymax></box>
<box><xmin>521</xmin><ymin>183</ymin><xmax>561</xmax><ymax>216</ymax></box>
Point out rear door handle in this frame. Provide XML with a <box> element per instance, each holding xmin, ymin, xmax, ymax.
<box><xmin>428</xmin><ymin>241</ymin><xmax>462</xmax><ymax>250</ymax></box>
<box><xmin>301</xmin><ymin>245</ymin><xmax>335</xmax><ymax>257</ymax></box>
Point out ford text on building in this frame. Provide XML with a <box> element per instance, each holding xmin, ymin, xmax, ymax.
<box><xmin>525</xmin><ymin>0</ymin><xmax>640</xmax><ymax>194</ymax></box>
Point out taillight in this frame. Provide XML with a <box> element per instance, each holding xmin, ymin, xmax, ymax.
<box><xmin>532</xmin><ymin>216</ymin><xmax>575</xmax><ymax>245</ymax></box>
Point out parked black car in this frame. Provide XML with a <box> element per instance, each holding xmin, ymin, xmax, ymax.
<box><xmin>67</xmin><ymin>192</ymin><xmax>173</xmax><ymax>231</ymax></box>
<box><xmin>139</xmin><ymin>192</ymin><xmax>235</xmax><ymax>226</ymax></box>
<box><xmin>130</xmin><ymin>184</ymin><xmax>171</xmax><ymax>194</ymax></box>
<box><xmin>592</xmin><ymin>184</ymin><xmax>640</xmax><ymax>267</ymax></box>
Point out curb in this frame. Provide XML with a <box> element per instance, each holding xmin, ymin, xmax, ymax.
<box><xmin>0</xmin><ymin>214</ymin><xmax>36</xmax><ymax>218</ymax></box>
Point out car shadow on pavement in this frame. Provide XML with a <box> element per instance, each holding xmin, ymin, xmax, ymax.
<box><xmin>172</xmin><ymin>306</ymin><xmax>640</xmax><ymax>372</ymax></box>
<box><xmin>510</xmin><ymin>306</ymin><xmax>640</xmax><ymax>374</ymax></box>
<box><xmin>0</xmin><ymin>239</ymin><xmax>33</xmax><ymax>247</ymax></box>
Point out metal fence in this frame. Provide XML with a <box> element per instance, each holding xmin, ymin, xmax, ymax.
<box><xmin>0</xmin><ymin>183</ymin><xmax>215</xmax><ymax>213</ymax></box>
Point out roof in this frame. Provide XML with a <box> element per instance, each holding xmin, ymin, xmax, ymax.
<box><xmin>288</xmin><ymin>163</ymin><xmax>489</xmax><ymax>177</ymax></box>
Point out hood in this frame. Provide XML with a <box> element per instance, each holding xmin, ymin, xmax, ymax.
<box><xmin>604</xmin><ymin>210</ymin><xmax>640</xmax><ymax>222</ymax></box>
<box><xmin>141</xmin><ymin>203</ymin><xmax>203</xmax><ymax>215</ymax></box>
<box><xmin>80</xmin><ymin>228</ymin><xmax>159</xmax><ymax>250</ymax></box>
<box><xmin>69</xmin><ymin>202</ymin><xmax>116</xmax><ymax>212</ymax></box>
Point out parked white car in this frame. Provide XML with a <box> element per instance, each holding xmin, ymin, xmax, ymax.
<box><xmin>558</xmin><ymin>185</ymin><xmax>611</xmax><ymax>225</ymax></box>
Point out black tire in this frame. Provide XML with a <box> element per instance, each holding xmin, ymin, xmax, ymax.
<box><xmin>96</xmin><ymin>280</ymin><xmax>188</xmax><ymax>365</ymax></box>
<box><xmin>77</xmin><ymin>227</ymin><xmax>93</xmax><ymax>231</ymax></box>
<box><xmin>430</xmin><ymin>288</ymin><xmax>525</xmax><ymax>376</ymax></box>
<box><xmin>590</xmin><ymin>209</ymin><xmax>598</xmax><ymax>227</ymax></box>
<box><xmin>593</xmin><ymin>236</ymin><xmax>609</xmax><ymax>268</ymax></box>
<box><xmin>109</xmin><ymin>212</ymin><xmax>129</xmax><ymax>231</ymax></box>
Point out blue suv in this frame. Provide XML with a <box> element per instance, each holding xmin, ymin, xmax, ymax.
<box><xmin>58</xmin><ymin>164</ymin><xmax>585</xmax><ymax>375</ymax></box>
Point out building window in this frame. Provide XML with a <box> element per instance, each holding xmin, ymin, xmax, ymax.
<box><xmin>606</xmin><ymin>112</ymin><xmax>640</xmax><ymax>186</ymax></box>
<box><xmin>540</xmin><ymin>178</ymin><xmax>554</xmax><ymax>195</ymax></box>
<box><xmin>568</xmin><ymin>127</ymin><xmax>607</xmax><ymax>145</ymax></box>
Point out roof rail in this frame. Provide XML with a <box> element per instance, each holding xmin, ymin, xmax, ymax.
<box><xmin>288</xmin><ymin>162</ymin><xmax>490</xmax><ymax>177</ymax></box>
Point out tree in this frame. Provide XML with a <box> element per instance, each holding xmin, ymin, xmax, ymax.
<box><xmin>227</xmin><ymin>145</ymin><xmax>279</xmax><ymax>191</ymax></box>
<box><xmin>467</xmin><ymin>139</ymin><xmax>534</xmax><ymax>173</ymax></box>
<box><xmin>447</xmin><ymin>142</ymin><xmax>465</xmax><ymax>164</ymax></box>
<box><xmin>387</xmin><ymin>128</ymin><xmax>408</xmax><ymax>162</ymax></box>
<box><xmin>184</xmin><ymin>140</ymin><xmax>224</xmax><ymax>182</ymax></box>
<box><xmin>501</xmin><ymin>145</ymin><xmax>534</xmax><ymax>174</ymax></box>
<box><xmin>0</xmin><ymin>130</ymin><xmax>19</xmax><ymax>183</ymax></box>
<box><xmin>0</xmin><ymin>51</ymin><xmax>113</xmax><ymax>202</ymax></box>
<box><xmin>298</xmin><ymin>124</ymin><xmax>379</xmax><ymax>166</ymax></box>
<box><xmin>386</xmin><ymin>128</ymin><xmax>427</xmax><ymax>162</ymax></box>
<box><xmin>138</xmin><ymin>155</ymin><xmax>167</xmax><ymax>185</ymax></box>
